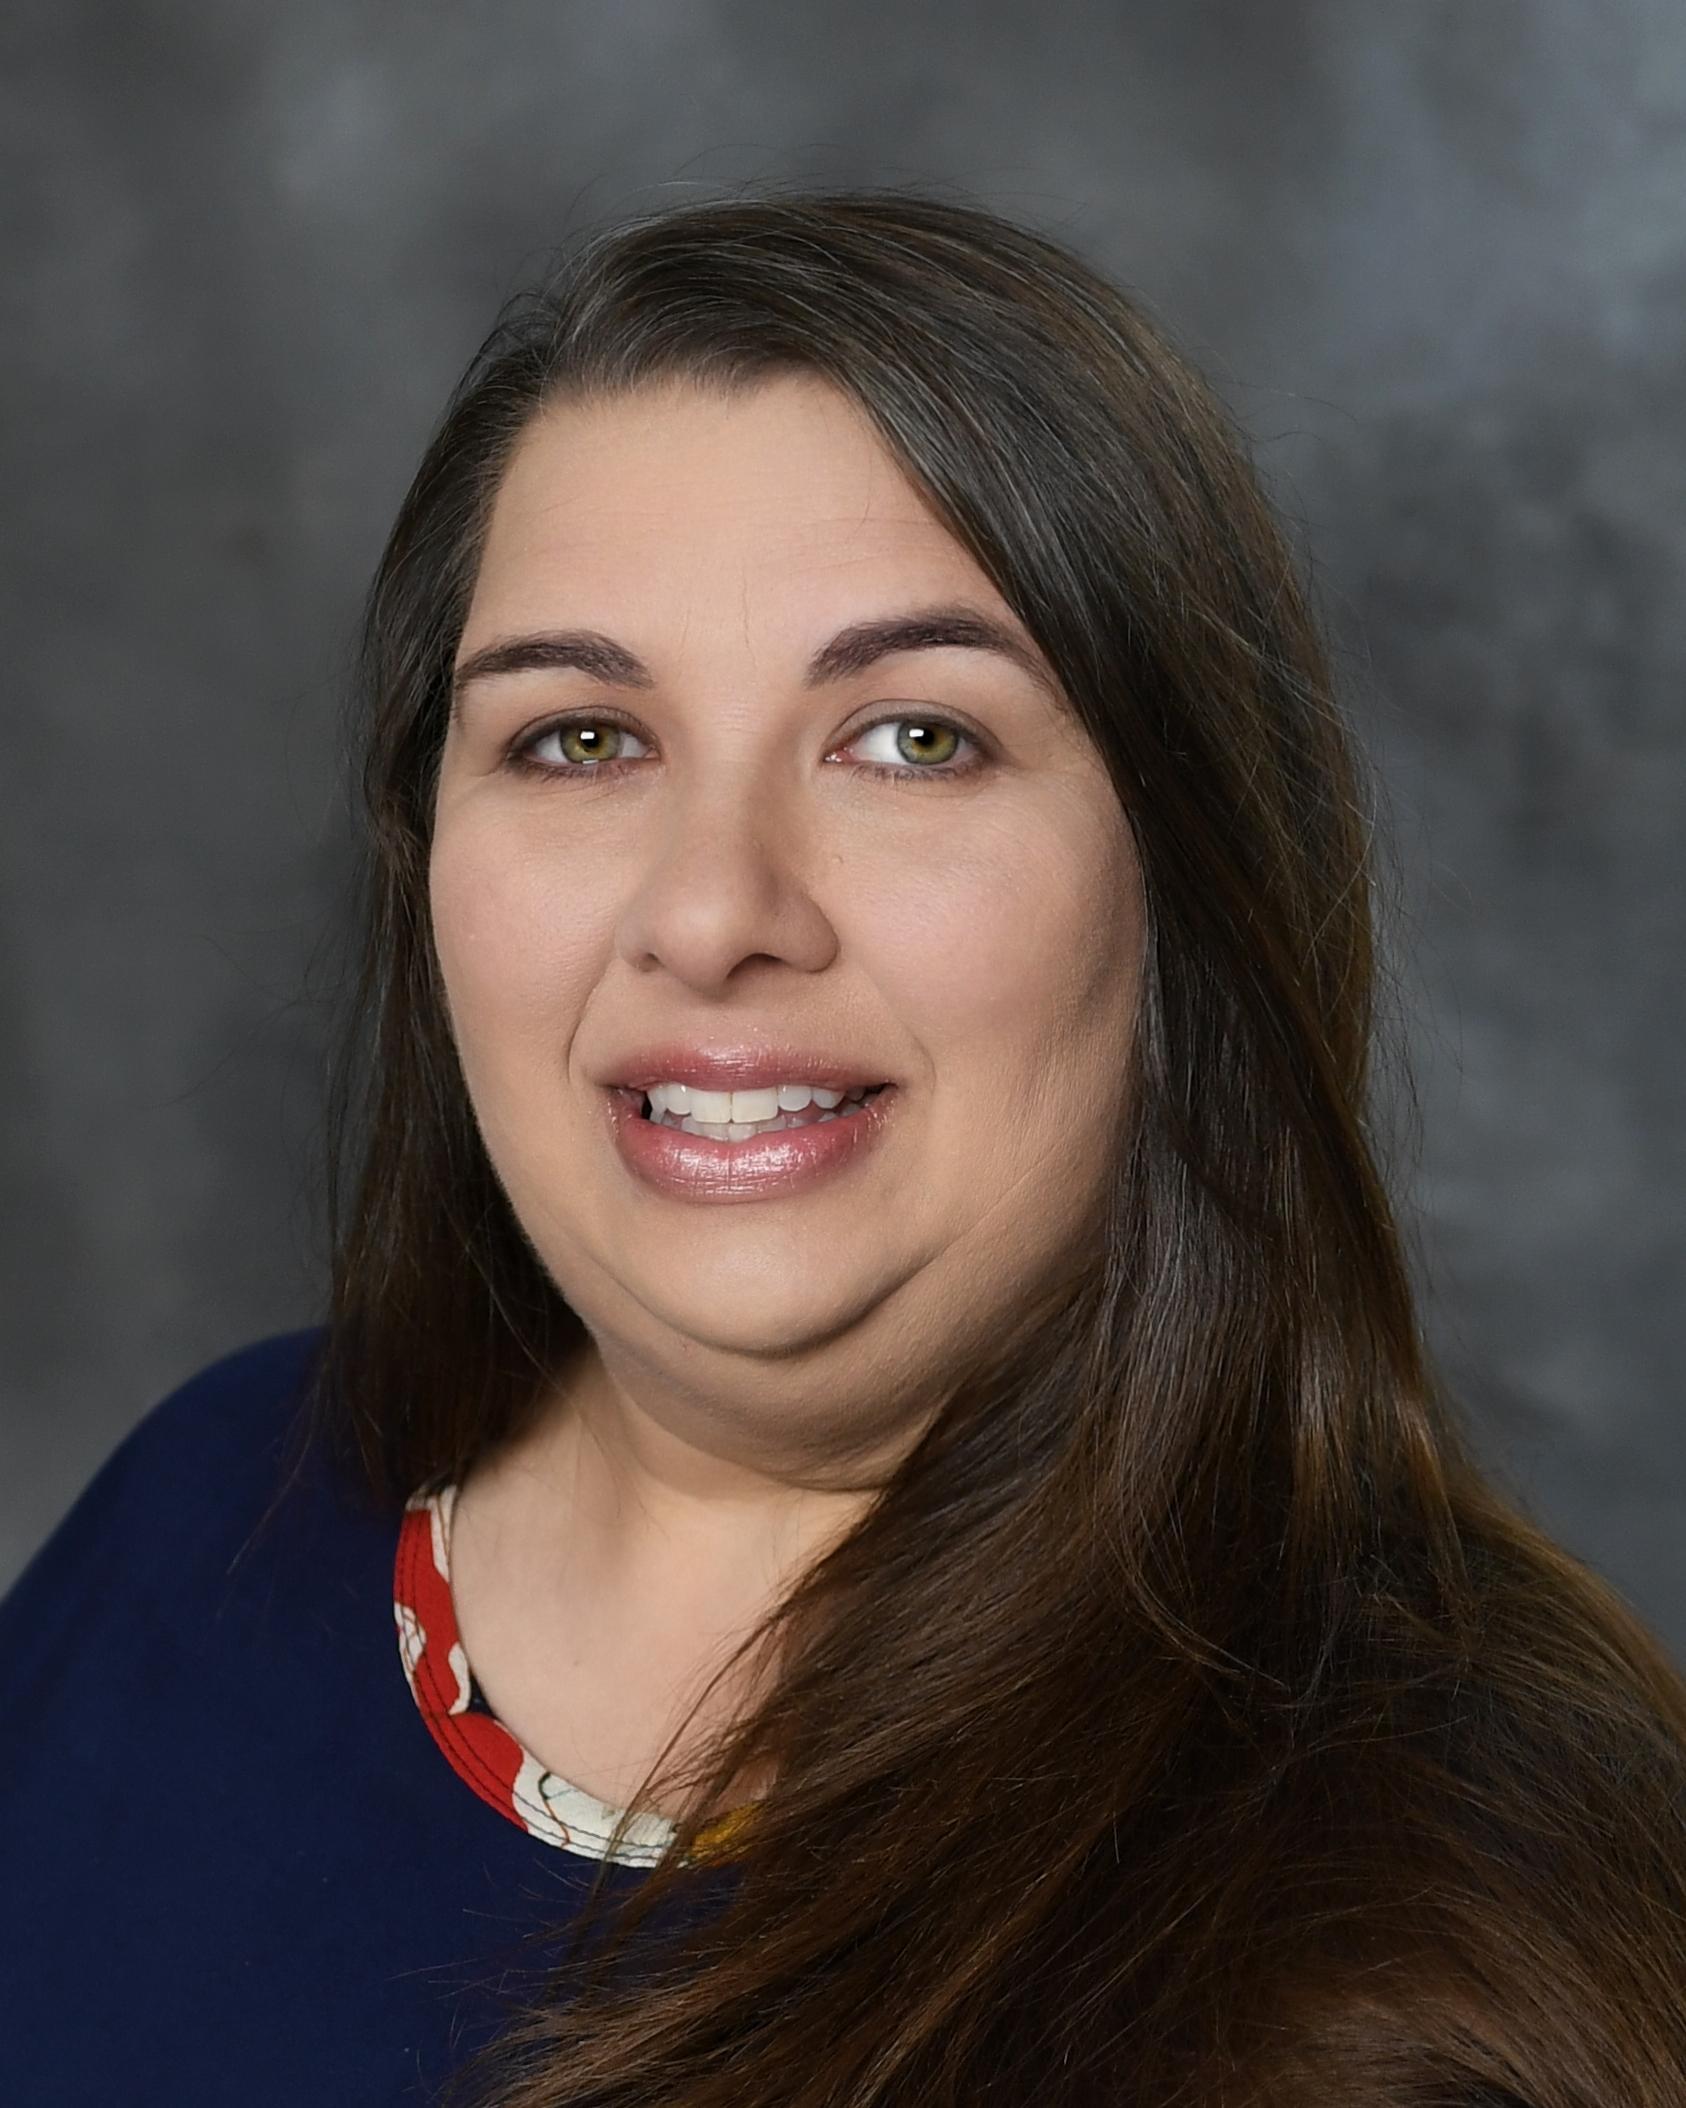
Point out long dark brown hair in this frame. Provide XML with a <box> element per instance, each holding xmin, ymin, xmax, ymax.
<box><xmin>305</xmin><ymin>186</ymin><xmax>1686</xmax><ymax>2105</ymax></box>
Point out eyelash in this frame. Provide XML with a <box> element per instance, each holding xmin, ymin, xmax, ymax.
<box><xmin>503</xmin><ymin>712</ymin><xmax>985</xmax><ymax>786</ymax></box>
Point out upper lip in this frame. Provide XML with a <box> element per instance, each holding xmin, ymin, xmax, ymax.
<box><xmin>600</xmin><ymin>1043</ymin><xmax>896</xmax><ymax>1093</ymax></box>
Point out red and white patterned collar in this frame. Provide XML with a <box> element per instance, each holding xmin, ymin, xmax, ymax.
<box><xmin>394</xmin><ymin>1482</ymin><xmax>685</xmax><ymax>1866</ymax></box>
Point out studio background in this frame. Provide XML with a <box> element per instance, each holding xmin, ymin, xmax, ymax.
<box><xmin>5</xmin><ymin>2</ymin><xmax>1682</xmax><ymax>1659</ymax></box>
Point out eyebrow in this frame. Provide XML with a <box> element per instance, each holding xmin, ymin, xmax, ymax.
<box><xmin>449</xmin><ymin>602</ymin><xmax>1060</xmax><ymax>712</ymax></box>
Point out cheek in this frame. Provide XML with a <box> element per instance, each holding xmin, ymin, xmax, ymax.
<box><xmin>428</xmin><ymin>821</ymin><xmax>598</xmax><ymax>1063</ymax></box>
<box><xmin>865</xmin><ymin>806</ymin><xmax>1142</xmax><ymax>1081</ymax></box>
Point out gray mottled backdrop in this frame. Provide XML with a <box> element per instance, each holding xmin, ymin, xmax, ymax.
<box><xmin>4</xmin><ymin>2</ymin><xmax>1682</xmax><ymax>1656</ymax></box>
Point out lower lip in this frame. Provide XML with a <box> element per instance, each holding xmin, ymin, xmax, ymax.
<box><xmin>603</xmin><ymin>1087</ymin><xmax>900</xmax><ymax>1203</ymax></box>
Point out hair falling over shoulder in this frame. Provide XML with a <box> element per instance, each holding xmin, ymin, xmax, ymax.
<box><xmin>305</xmin><ymin>186</ymin><xmax>1686</xmax><ymax>2106</ymax></box>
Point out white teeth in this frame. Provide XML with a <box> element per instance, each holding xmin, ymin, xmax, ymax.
<box><xmin>673</xmin><ymin>1108</ymin><xmax>862</xmax><ymax>1140</ymax></box>
<box><xmin>645</xmin><ymin>1080</ymin><xmax>874</xmax><ymax>1122</ymax></box>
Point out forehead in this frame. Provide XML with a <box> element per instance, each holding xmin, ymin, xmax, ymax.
<box><xmin>466</xmin><ymin>373</ymin><xmax>997</xmax><ymax>631</ymax></box>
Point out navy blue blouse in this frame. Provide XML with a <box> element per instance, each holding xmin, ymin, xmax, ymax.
<box><xmin>0</xmin><ymin>1330</ymin><xmax>707</xmax><ymax>2106</ymax></box>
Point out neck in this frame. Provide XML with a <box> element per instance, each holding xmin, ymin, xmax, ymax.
<box><xmin>539</xmin><ymin>1347</ymin><xmax>884</xmax><ymax>1615</ymax></box>
<box><xmin>445</xmin><ymin>1339</ymin><xmax>919</xmax><ymax>1815</ymax></box>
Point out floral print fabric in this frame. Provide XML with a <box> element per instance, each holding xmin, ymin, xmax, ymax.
<box><xmin>394</xmin><ymin>1482</ymin><xmax>710</xmax><ymax>1867</ymax></box>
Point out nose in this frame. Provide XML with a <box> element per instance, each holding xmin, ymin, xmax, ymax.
<box><xmin>611</xmin><ymin>771</ymin><xmax>841</xmax><ymax>991</ymax></box>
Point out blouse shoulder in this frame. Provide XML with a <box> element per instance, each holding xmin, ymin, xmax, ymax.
<box><xmin>112</xmin><ymin>1326</ymin><xmax>327</xmax><ymax>1499</ymax></box>
<box><xmin>0</xmin><ymin>1327</ymin><xmax>328</xmax><ymax>1686</ymax></box>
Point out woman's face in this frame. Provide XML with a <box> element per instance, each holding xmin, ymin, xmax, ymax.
<box><xmin>431</xmin><ymin>374</ymin><xmax>1144</xmax><ymax>1460</ymax></box>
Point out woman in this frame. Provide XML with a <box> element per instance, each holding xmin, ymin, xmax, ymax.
<box><xmin>2</xmin><ymin>187</ymin><xmax>1683</xmax><ymax>2107</ymax></box>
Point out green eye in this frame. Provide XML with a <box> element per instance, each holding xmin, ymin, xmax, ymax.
<box><xmin>555</xmin><ymin>723</ymin><xmax>620</xmax><ymax>765</ymax></box>
<box><xmin>514</xmin><ymin>720</ymin><xmax>652</xmax><ymax>773</ymax></box>
<box><xmin>855</xmin><ymin>718</ymin><xmax>964</xmax><ymax>771</ymax></box>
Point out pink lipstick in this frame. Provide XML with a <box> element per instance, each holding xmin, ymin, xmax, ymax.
<box><xmin>603</xmin><ymin>1081</ymin><xmax>900</xmax><ymax>1203</ymax></box>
